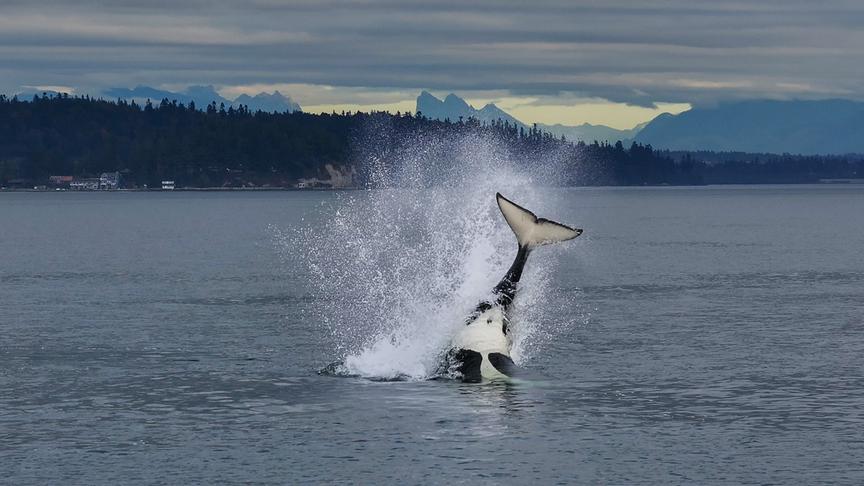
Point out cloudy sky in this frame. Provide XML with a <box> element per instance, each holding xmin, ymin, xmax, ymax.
<box><xmin>2</xmin><ymin>0</ymin><xmax>862</xmax><ymax>128</ymax></box>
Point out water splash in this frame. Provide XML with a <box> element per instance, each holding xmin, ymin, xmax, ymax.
<box><xmin>280</xmin><ymin>127</ymin><xmax>580</xmax><ymax>380</ymax></box>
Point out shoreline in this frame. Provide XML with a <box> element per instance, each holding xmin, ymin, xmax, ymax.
<box><xmin>2</xmin><ymin>182</ymin><xmax>864</xmax><ymax>193</ymax></box>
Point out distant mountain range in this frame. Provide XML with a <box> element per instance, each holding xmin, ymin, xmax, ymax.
<box><xmin>416</xmin><ymin>91</ymin><xmax>638</xmax><ymax>144</ymax></box>
<box><xmin>416</xmin><ymin>91</ymin><xmax>522</xmax><ymax>127</ymax></box>
<box><xmin>634</xmin><ymin>99</ymin><xmax>864</xmax><ymax>154</ymax></box>
<box><xmin>232</xmin><ymin>91</ymin><xmax>301</xmax><ymax>113</ymax></box>
<box><xmin>539</xmin><ymin>122</ymin><xmax>647</xmax><ymax>145</ymax></box>
<box><xmin>417</xmin><ymin>92</ymin><xmax>864</xmax><ymax>154</ymax></box>
<box><xmin>102</xmin><ymin>85</ymin><xmax>302</xmax><ymax>113</ymax></box>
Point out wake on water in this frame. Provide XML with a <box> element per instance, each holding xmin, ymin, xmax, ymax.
<box><xmin>275</xmin><ymin>126</ymin><xmax>584</xmax><ymax>381</ymax></box>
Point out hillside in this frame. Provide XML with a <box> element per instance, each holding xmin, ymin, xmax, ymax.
<box><xmin>1</xmin><ymin>94</ymin><xmax>862</xmax><ymax>188</ymax></box>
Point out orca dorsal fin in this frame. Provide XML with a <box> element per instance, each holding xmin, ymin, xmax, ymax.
<box><xmin>496</xmin><ymin>193</ymin><xmax>582</xmax><ymax>249</ymax></box>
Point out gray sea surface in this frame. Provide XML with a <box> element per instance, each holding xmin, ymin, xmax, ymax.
<box><xmin>2</xmin><ymin>186</ymin><xmax>863</xmax><ymax>484</ymax></box>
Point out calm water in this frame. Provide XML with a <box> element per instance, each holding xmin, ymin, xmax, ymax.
<box><xmin>2</xmin><ymin>186</ymin><xmax>863</xmax><ymax>484</ymax></box>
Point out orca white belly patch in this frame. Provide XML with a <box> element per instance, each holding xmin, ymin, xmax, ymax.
<box><xmin>451</xmin><ymin>307</ymin><xmax>510</xmax><ymax>356</ymax></box>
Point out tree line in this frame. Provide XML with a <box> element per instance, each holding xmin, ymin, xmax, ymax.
<box><xmin>1</xmin><ymin>93</ymin><xmax>862</xmax><ymax>188</ymax></box>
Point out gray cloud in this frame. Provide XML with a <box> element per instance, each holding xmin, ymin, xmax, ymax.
<box><xmin>1</xmin><ymin>0</ymin><xmax>863</xmax><ymax>106</ymax></box>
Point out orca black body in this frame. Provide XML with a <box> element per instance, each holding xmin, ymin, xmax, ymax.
<box><xmin>447</xmin><ymin>193</ymin><xmax>582</xmax><ymax>382</ymax></box>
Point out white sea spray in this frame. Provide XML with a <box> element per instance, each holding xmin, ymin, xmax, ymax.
<box><xmin>276</xmin><ymin>127</ymin><xmax>583</xmax><ymax>380</ymax></box>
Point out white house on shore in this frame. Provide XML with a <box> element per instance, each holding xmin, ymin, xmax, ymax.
<box><xmin>99</xmin><ymin>172</ymin><xmax>120</xmax><ymax>190</ymax></box>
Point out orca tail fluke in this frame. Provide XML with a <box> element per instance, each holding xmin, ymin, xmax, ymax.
<box><xmin>496</xmin><ymin>193</ymin><xmax>582</xmax><ymax>249</ymax></box>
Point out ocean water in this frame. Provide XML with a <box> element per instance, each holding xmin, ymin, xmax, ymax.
<box><xmin>2</xmin><ymin>186</ymin><xmax>864</xmax><ymax>484</ymax></box>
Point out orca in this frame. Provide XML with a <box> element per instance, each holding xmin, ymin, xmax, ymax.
<box><xmin>445</xmin><ymin>193</ymin><xmax>582</xmax><ymax>382</ymax></box>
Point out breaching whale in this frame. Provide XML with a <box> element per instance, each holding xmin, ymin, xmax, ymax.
<box><xmin>445</xmin><ymin>193</ymin><xmax>582</xmax><ymax>382</ymax></box>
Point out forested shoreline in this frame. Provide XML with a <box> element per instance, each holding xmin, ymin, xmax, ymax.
<box><xmin>1</xmin><ymin>94</ymin><xmax>862</xmax><ymax>188</ymax></box>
